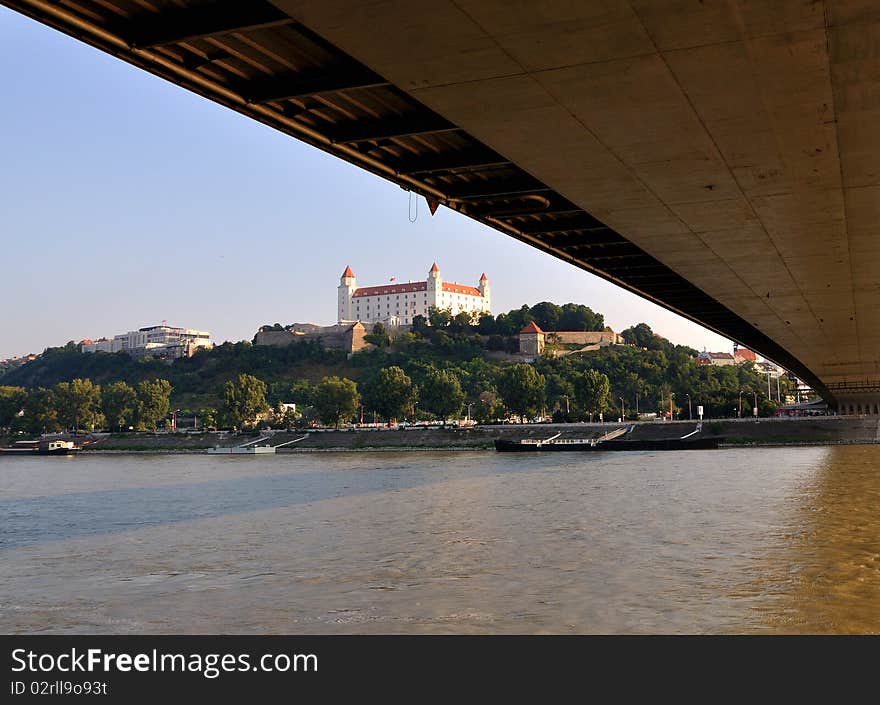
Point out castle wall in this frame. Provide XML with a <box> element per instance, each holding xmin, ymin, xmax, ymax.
<box><xmin>255</xmin><ymin>322</ymin><xmax>367</xmax><ymax>354</ymax></box>
<box><xmin>552</xmin><ymin>331</ymin><xmax>622</xmax><ymax>346</ymax></box>
<box><xmin>518</xmin><ymin>329</ymin><xmax>622</xmax><ymax>356</ymax></box>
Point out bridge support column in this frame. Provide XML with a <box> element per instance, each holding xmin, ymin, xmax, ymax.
<box><xmin>833</xmin><ymin>393</ymin><xmax>880</xmax><ymax>416</ymax></box>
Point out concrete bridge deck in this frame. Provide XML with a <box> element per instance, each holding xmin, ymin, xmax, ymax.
<box><xmin>4</xmin><ymin>0</ymin><xmax>879</xmax><ymax>411</ymax></box>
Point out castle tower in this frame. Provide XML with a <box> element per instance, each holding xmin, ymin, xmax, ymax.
<box><xmin>427</xmin><ymin>262</ymin><xmax>442</xmax><ymax>309</ymax></box>
<box><xmin>338</xmin><ymin>265</ymin><xmax>356</xmax><ymax>322</ymax></box>
<box><xmin>519</xmin><ymin>321</ymin><xmax>545</xmax><ymax>357</ymax></box>
<box><xmin>478</xmin><ymin>272</ymin><xmax>490</xmax><ymax>312</ymax></box>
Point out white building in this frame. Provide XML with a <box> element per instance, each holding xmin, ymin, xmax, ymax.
<box><xmin>82</xmin><ymin>324</ymin><xmax>212</xmax><ymax>358</ymax></box>
<box><xmin>81</xmin><ymin>338</ymin><xmax>118</xmax><ymax>353</ymax></box>
<box><xmin>756</xmin><ymin>360</ymin><xmax>784</xmax><ymax>378</ymax></box>
<box><xmin>697</xmin><ymin>350</ymin><xmax>736</xmax><ymax>366</ymax></box>
<box><xmin>337</xmin><ymin>263</ymin><xmax>490</xmax><ymax>325</ymax></box>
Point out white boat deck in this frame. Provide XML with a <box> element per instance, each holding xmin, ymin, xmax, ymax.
<box><xmin>205</xmin><ymin>434</ymin><xmax>308</xmax><ymax>455</ymax></box>
<box><xmin>519</xmin><ymin>427</ymin><xmax>630</xmax><ymax>447</ymax></box>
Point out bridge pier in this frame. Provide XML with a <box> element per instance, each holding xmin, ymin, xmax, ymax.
<box><xmin>832</xmin><ymin>391</ymin><xmax>880</xmax><ymax>416</ymax></box>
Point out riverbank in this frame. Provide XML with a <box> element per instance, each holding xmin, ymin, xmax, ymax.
<box><xmin>46</xmin><ymin>416</ymin><xmax>880</xmax><ymax>453</ymax></box>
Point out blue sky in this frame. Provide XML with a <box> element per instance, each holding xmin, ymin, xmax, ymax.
<box><xmin>0</xmin><ymin>7</ymin><xmax>732</xmax><ymax>360</ymax></box>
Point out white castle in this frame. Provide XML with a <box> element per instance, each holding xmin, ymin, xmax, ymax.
<box><xmin>338</xmin><ymin>263</ymin><xmax>490</xmax><ymax>326</ymax></box>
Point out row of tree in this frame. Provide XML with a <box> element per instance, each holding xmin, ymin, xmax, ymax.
<box><xmin>217</xmin><ymin>361</ymin><xmax>613</xmax><ymax>430</ymax></box>
<box><xmin>0</xmin><ymin>379</ymin><xmax>172</xmax><ymax>433</ymax></box>
<box><xmin>219</xmin><ymin>368</ymin><xmax>465</xmax><ymax>429</ymax></box>
<box><xmin>351</xmin><ymin>319</ymin><xmax>791</xmax><ymax>422</ymax></box>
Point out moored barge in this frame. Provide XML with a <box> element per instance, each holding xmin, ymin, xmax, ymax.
<box><xmin>494</xmin><ymin>436</ymin><xmax>720</xmax><ymax>452</ymax></box>
<box><xmin>494</xmin><ymin>426</ymin><xmax>720</xmax><ymax>452</ymax></box>
<box><xmin>0</xmin><ymin>439</ymin><xmax>81</xmax><ymax>456</ymax></box>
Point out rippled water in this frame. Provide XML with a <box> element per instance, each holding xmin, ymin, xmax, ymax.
<box><xmin>2</xmin><ymin>447</ymin><xmax>879</xmax><ymax>634</ymax></box>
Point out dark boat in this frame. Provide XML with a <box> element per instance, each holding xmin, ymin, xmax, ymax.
<box><xmin>494</xmin><ymin>428</ymin><xmax>721</xmax><ymax>452</ymax></box>
<box><xmin>0</xmin><ymin>439</ymin><xmax>81</xmax><ymax>456</ymax></box>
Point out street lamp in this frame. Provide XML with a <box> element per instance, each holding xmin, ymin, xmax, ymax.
<box><xmin>466</xmin><ymin>402</ymin><xmax>474</xmax><ymax>424</ymax></box>
<box><xmin>753</xmin><ymin>390</ymin><xmax>758</xmax><ymax>419</ymax></box>
<box><xmin>620</xmin><ymin>396</ymin><xmax>625</xmax><ymax>421</ymax></box>
<box><xmin>738</xmin><ymin>389</ymin><xmax>743</xmax><ymax>418</ymax></box>
<box><xmin>686</xmin><ymin>393</ymin><xmax>692</xmax><ymax>420</ymax></box>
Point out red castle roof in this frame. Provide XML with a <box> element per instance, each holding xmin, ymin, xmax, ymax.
<box><xmin>353</xmin><ymin>282</ymin><xmax>428</xmax><ymax>298</ymax></box>
<box><xmin>442</xmin><ymin>282</ymin><xmax>482</xmax><ymax>296</ymax></box>
<box><xmin>348</xmin><ymin>263</ymin><xmax>486</xmax><ymax>298</ymax></box>
<box><xmin>520</xmin><ymin>322</ymin><xmax>544</xmax><ymax>334</ymax></box>
<box><xmin>353</xmin><ymin>281</ymin><xmax>485</xmax><ymax>298</ymax></box>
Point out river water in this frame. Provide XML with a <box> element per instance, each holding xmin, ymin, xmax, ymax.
<box><xmin>2</xmin><ymin>447</ymin><xmax>879</xmax><ymax>634</ymax></box>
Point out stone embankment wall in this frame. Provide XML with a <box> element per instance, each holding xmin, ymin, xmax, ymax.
<box><xmin>82</xmin><ymin>417</ymin><xmax>880</xmax><ymax>451</ymax></box>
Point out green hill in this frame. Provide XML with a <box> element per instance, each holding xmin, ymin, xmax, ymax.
<box><xmin>1</xmin><ymin>302</ymin><xmax>797</xmax><ymax>428</ymax></box>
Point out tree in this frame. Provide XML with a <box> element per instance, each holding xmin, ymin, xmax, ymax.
<box><xmin>545</xmin><ymin>373</ymin><xmax>575</xmax><ymax>415</ymax></box>
<box><xmin>542</xmin><ymin>333</ymin><xmax>562</xmax><ymax>357</ymax></box>
<box><xmin>486</xmin><ymin>334</ymin><xmax>506</xmax><ymax>351</ymax></box>
<box><xmin>558</xmin><ymin>303</ymin><xmax>604</xmax><ymax>331</ymax></box>
<box><xmin>313</xmin><ymin>376</ymin><xmax>359</xmax><ymax>428</ymax></box>
<box><xmin>621</xmin><ymin>322</ymin><xmax>660</xmax><ymax>349</ymax></box>
<box><xmin>199</xmin><ymin>408</ymin><xmax>217</xmax><ymax>431</ymax></box>
<box><xmin>364</xmin><ymin>322</ymin><xmax>391</xmax><ymax>348</ymax></box>
<box><xmin>427</xmin><ymin>306</ymin><xmax>452</xmax><ymax>329</ymax></box>
<box><xmin>411</xmin><ymin>314</ymin><xmax>430</xmax><ymax>337</ymax></box>
<box><xmin>529</xmin><ymin>301</ymin><xmax>562</xmax><ymax>331</ymax></box>
<box><xmin>222</xmin><ymin>374</ymin><xmax>267</xmax><ymax>430</ymax></box>
<box><xmin>391</xmin><ymin>332</ymin><xmax>418</xmax><ymax>351</ymax></box>
<box><xmin>274</xmin><ymin>401</ymin><xmax>298</xmax><ymax>428</ymax></box>
<box><xmin>577</xmin><ymin>369</ymin><xmax>611</xmax><ymax>422</ymax></box>
<box><xmin>136</xmin><ymin>379</ymin><xmax>172</xmax><ymax>430</ymax></box>
<box><xmin>54</xmin><ymin>378</ymin><xmax>102</xmax><ymax>432</ymax></box>
<box><xmin>474</xmin><ymin>390</ymin><xmax>505</xmax><ymax>423</ymax></box>
<box><xmin>419</xmin><ymin>368</ymin><xmax>465</xmax><ymax>423</ymax></box>
<box><xmin>498</xmin><ymin>305</ymin><xmax>534</xmax><ymax>335</ymax></box>
<box><xmin>476</xmin><ymin>312</ymin><xmax>497</xmax><ymax>335</ymax></box>
<box><xmin>21</xmin><ymin>388</ymin><xmax>61</xmax><ymax>434</ymax></box>
<box><xmin>101</xmin><ymin>381</ymin><xmax>138</xmax><ymax>431</ymax></box>
<box><xmin>0</xmin><ymin>386</ymin><xmax>26</xmax><ymax>429</ymax></box>
<box><xmin>289</xmin><ymin>379</ymin><xmax>317</xmax><ymax>407</ymax></box>
<box><xmin>362</xmin><ymin>366</ymin><xmax>416</xmax><ymax>422</ymax></box>
<box><xmin>449</xmin><ymin>311</ymin><xmax>475</xmax><ymax>334</ymax></box>
<box><xmin>497</xmin><ymin>364</ymin><xmax>545</xmax><ymax>421</ymax></box>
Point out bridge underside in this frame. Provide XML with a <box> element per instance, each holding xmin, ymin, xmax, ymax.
<box><xmin>5</xmin><ymin>0</ymin><xmax>880</xmax><ymax>411</ymax></box>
